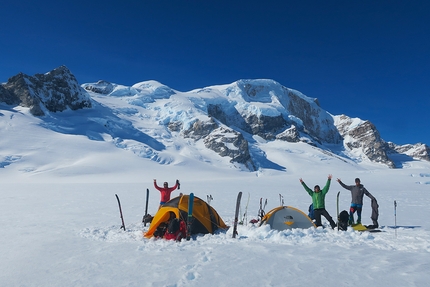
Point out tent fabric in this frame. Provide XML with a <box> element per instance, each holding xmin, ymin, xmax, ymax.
<box><xmin>259</xmin><ymin>206</ymin><xmax>316</xmax><ymax>231</ymax></box>
<box><xmin>144</xmin><ymin>194</ymin><xmax>227</xmax><ymax>238</ymax></box>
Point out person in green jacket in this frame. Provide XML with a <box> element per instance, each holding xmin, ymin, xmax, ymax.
<box><xmin>300</xmin><ymin>174</ymin><xmax>336</xmax><ymax>229</ymax></box>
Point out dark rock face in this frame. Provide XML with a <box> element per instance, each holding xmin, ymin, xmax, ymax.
<box><xmin>181</xmin><ymin>118</ymin><xmax>218</xmax><ymax>140</ymax></box>
<box><xmin>0</xmin><ymin>66</ymin><xmax>91</xmax><ymax>116</ymax></box>
<box><xmin>181</xmin><ymin>118</ymin><xmax>256</xmax><ymax>170</ymax></box>
<box><xmin>207</xmin><ymin>103</ymin><xmax>250</xmax><ymax>133</ymax></box>
<box><xmin>0</xmin><ymin>84</ymin><xmax>19</xmax><ymax>105</ymax></box>
<box><xmin>276</xmin><ymin>125</ymin><xmax>300</xmax><ymax>142</ymax></box>
<box><xmin>83</xmin><ymin>80</ymin><xmax>114</xmax><ymax>95</ymax></box>
<box><xmin>388</xmin><ymin>142</ymin><xmax>430</xmax><ymax>161</ymax></box>
<box><xmin>242</xmin><ymin>114</ymin><xmax>287</xmax><ymax>140</ymax></box>
<box><xmin>235</xmin><ymin>80</ymin><xmax>341</xmax><ymax>144</ymax></box>
<box><xmin>286</xmin><ymin>90</ymin><xmax>339</xmax><ymax>144</ymax></box>
<box><xmin>203</xmin><ymin>126</ymin><xmax>256</xmax><ymax>171</ymax></box>
<box><xmin>335</xmin><ymin>115</ymin><xmax>395</xmax><ymax>168</ymax></box>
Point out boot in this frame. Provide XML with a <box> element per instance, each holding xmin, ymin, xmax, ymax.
<box><xmin>330</xmin><ymin>221</ymin><xmax>337</xmax><ymax>229</ymax></box>
<box><xmin>357</xmin><ymin>216</ymin><xmax>361</xmax><ymax>224</ymax></box>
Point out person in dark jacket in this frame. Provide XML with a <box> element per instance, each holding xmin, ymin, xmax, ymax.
<box><xmin>300</xmin><ymin>174</ymin><xmax>336</xmax><ymax>229</ymax></box>
<box><xmin>337</xmin><ymin>177</ymin><xmax>377</xmax><ymax>225</ymax></box>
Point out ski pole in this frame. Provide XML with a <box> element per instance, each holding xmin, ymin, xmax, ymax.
<box><xmin>241</xmin><ymin>192</ymin><xmax>250</xmax><ymax>225</ymax></box>
<box><xmin>394</xmin><ymin>200</ymin><xmax>397</xmax><ymax>237</ymax></box>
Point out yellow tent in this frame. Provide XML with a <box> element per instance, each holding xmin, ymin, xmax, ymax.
<box><xmin>144</xmin><ymin>194</ymin><xmax>227</xmax><ymax>238</ymax></box>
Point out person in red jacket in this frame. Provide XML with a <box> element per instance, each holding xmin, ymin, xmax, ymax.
<box><xmin>154</xmin><ymin>179</ymin><xmax>179</xmax><ymax>209</ymax></box>
<box><xmin>164</xmin><ymin>214</ymin><xmax>187</xmax><ymax>242</ymax></box>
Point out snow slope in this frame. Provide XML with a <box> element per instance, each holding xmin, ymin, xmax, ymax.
<box><xmin>1</xmin><ymin>90</ymin><xmax>430</xmax><ymax>286</ymax></box>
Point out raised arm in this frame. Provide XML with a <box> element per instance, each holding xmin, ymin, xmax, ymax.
<box><xmin>321</xmin><ymin>174</ymin><xmax>332</xmax><ymax>194</ymax></box>
<box><xmin>337</xmin><ymin>178</ymin><xmax>350</xmax><ymax>190</ymax></box>
<box><xmin>300</xmin><ymin>178</ymin><xmax>313</xmax><ymax>196</ymax></box>
<box><xmin>153</xmin><ymin>179</ymin><xmax>161</xmax><ymax>191</ymax></box>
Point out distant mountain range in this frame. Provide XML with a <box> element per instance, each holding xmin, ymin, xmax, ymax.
<box><xmin>1</xmin><ymin>66</ymin><xmax>429</xmax><ymax>171</ymax></box>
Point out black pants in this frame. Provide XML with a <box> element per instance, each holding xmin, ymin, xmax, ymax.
<box><xmin>314</xmin><ymin>208</ymin><xmax>336</xmax><ymax>229</ymax></box>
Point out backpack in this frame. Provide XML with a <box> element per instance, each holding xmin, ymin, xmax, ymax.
<box><xmin>165</xmin><ymin>218</ymin><xmax>186</xmax><ymax>241</ymax></box>
<box><xmin>154</xmin><ymin>222</ymin><xmax>168</xmax><ymax>238</ymax></box>
<box><xmin>338</xmin><ymin>210</ymin><xmax>349</xmax><ymax>231</ymax></box>
<box><xmin>308</xmin><ymin>203</ymin><xmax>315</xmax><ymax>220</ymax></box>
<box><xmin>167</xmin><ymin>218</ymin><xmax>181</xmax><ymax>234</ymax></box>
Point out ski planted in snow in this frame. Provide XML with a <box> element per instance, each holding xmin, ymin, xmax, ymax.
<box><xmin>115</xmin><ymin>194</ymin><xmax>126</xmax><ymax>231</ymax></box>
<box><xmin>186</xmin><ymin>193</ymin><xmax>194</xmax><ymax>241</ymax></box>
<box><xmin>232</xmin><ymin>191</ymin><xmax>242</xmax><ymax>238</ymax></box>
<box><xmin>336</xmin><ymin>191</ymin><xmax>340</xmax><ymax>231</ymax></box>
<box><xmin>142</xmin><ymin>188</ymin><xmax>150</xmax><ymax>226</ymax></box>
<box><xmin>258</xmin><ymin>198</ymin><xmax>267</xmax><ymax>221</ymax></box>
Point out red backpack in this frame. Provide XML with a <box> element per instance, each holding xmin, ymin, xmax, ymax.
<box><xmin>164</xmin><ymin>218</ymin><xmax>186</xmax><ymax>241</ymax></box>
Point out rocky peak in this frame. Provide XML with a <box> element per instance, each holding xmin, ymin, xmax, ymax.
<box><xmin>388</xmin><ymin>142</ymin><xmax>430</xmax><ymax>161</ymax></box>
<box><xmin>335</xmin><ymin>115</ymin><xmax>395</xmax><ymax>168</ymax></box>
<box><xmin>83</xmin><ymin>80</ymin><xmax>114</xmax><ymax>95</ymax></box>
<box><xmin>0</xmin><ymin>66</ymin><xmax>91</xmax><ymax>116</ymax></box>
<box><xmin>178</xmin><ymin>117</ymin><xmax>256</xmax><ymax>170</ymax></box>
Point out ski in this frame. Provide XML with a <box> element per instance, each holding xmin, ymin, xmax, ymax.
<box><xmin>352</xmin><ymin>223</ymin><xmax>382</xmax><ymax>233</ymax></box>
<box><xmin>142</xmin><ymin>188</ymin><xmax>150</xmax><ymax>226</ymax></box>
<box><xmin>232</xmin><ymin>191</ymin><xmax>242</xmax><ymax>238</ymax></box>
<box><xmin>336</xmin><ymin>191</ymin><xmax>340</xmax><ymax>231</ymax></box>
<box><xmin>382</xmin><ymin>225</ymin><xmax>421</xmax><ymax>229</ymax></box>
<box><xmin>115</xmin><ymin>194</ymin><xmax>126</xmax><ymax>231</ymax></box>
<box><xmin>186</xmin><ymin>193</ymin><xmax>194</xmax><ymax>241</ymax></box>
<box><xmin>258</xmin><ymin>198</ymin><xmax>267</xmax><ymax>221</ymax></box>
<box><xmin>240</xmin><ymin>192</ymin><xmax>250</xmax><ymax>225</ymax></box>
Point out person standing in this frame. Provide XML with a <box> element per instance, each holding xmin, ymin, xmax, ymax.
<box><xmin>154</xmin><ymin>179</ymin><xmax>179</xmax><ymax>209</ymax></box>
<box><xmin>300</xmin><ymin>174</ymin><xmax>336</xmax><ymax>229</ymax></box>
<box><xmin>337</xmin><ymin>177</ymin><xmax>376</xmax><ymax>225</ymax></box>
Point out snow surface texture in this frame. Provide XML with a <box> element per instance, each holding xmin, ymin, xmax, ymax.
<box><xmin>1</xmin><ymin>86</ymin><xmax>430</xmax><ymax>287</ymax></box>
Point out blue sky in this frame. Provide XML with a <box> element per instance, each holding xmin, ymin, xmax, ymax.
<box><xmin>2</xmin><ymin>1</ymin><xmax>429</xmax><ymax>145</ymax></box>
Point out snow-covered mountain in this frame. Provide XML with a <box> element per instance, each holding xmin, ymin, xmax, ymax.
<box><xmin>1</xmin><ymin>66</ymin><xmax>429</xmax><ymax>172</ymax></box>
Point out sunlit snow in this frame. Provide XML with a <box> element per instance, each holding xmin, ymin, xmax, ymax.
<box><xmin>1</xmin><ymin>81</ymin><xmax>429</xmax><ymax>286</ymax></box>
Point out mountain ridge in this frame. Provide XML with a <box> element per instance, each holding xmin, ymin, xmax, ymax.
<box><xmin>1</xmin><ymin>66</ymin><xmax>429</xmax><ymax>171</ymax></box>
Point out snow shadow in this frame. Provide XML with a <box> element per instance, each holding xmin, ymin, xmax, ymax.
<box><xmin>388</xmin><ymin>153</ymin><xmax>416</xmax><ymax>168</ymax></box>
<box><xmin>39</xmin><ymin>103</ymin><xmax>165</xmax><ymax>151</ymax></box>
<box><xmin>247</xmin><ymin>141</ymin><xmax>286</xmax><ymax>171</ymax></box>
